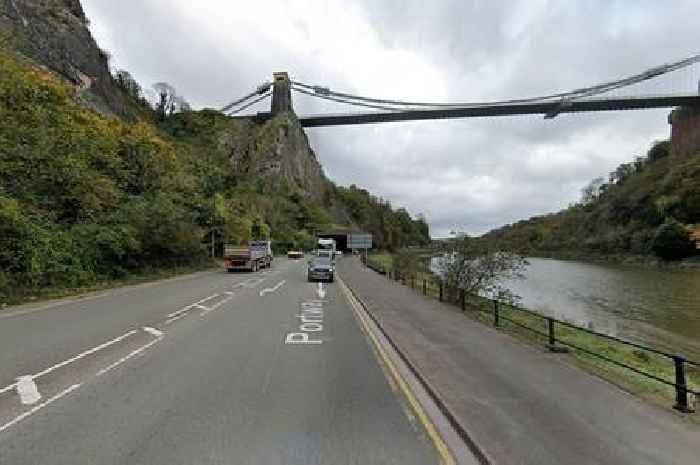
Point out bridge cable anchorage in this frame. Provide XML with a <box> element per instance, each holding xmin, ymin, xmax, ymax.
<box><xmin>219</xmin><ymin>81</ymin><xmax>271</xmax><ymax>113</ymax></box>
<box><xmin>226</xmin><ymin>90</ymin><xmax>272</xmax><ymax>115</ymax></box>
<box><xmin>290</xmin><ymin>52</ymin><xmax>700</xmax><ymax>110</ymax></box>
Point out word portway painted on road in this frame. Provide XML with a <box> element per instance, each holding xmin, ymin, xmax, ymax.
<box><xmin>285</xmin><ymin>300</ymin><xmax>325</xmax><ymax>345</ymax></box>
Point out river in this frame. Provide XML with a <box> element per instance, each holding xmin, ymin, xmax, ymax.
<box><xmin>431</xmin><ymin>256</ymin><xmax>700</xmax><ymax>359</ymax></box>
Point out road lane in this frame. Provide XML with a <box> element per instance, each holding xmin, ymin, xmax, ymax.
<box><xmin>0</xmin><ymin>263</ymin><xmax>294</xmax><ymax>390</ymax></box>
<box><xmin>0</xmin><ymin>259</ymin><xmax>440</xmax><ymax>464</ymax></box>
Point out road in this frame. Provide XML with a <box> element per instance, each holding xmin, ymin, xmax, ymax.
<box><xmin>0</xmin><ymin>259</ymin><xmax>440</xmax><ymax>465</ymax></box>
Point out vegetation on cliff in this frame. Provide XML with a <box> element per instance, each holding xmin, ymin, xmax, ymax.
<box><xmin>478</xmin><ymin>140</ymin><xmax>699</xmax><ymax>261</ymax></box>
<box><xmin>0</xmin><ymin>46</ymin><xmax>429</xmax><ymax>301</ymax></box>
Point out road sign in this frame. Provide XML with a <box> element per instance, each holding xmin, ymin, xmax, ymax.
<box><xmin>348</xmin><ymin>233</ymin><xmax>372</xmax><ymax>250</ymax></box>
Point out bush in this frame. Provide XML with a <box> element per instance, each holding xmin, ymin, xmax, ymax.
<box><xmin>650</xmin><ymin>218</ymin><xmax>695</xmax><ymax>260</ymax></box>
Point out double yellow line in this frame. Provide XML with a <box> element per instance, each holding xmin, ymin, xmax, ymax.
<box><xmin>338</xmin><ymin>276</ymin><xmax>456</xmax><ymax>465</ymax></box>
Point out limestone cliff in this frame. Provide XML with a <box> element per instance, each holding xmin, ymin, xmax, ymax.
<box><xmin>0</xmin><ymin>0</ymin><xmax>141</xmax><ymax>119</ymax></box>
<box><xmin>222</xmin><ymin>112</ymin><xmax>330</xmax><ymax>201</ymax></box>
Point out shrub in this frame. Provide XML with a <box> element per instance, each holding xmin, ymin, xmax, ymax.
<box><xmin>650</xmin><ymin>218</ymin><xmax>696</xmax><ymax>260</ymax></box>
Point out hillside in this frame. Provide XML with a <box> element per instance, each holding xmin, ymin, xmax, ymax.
<box><xmin>0</xmin><ymin>0</ymin><xmax>429</xmax><ymax>300</ymax></box>
<box><xmin>479</xmin><ymin>140</ymin><xmax>700</xmax><ymax>262</ymax></box>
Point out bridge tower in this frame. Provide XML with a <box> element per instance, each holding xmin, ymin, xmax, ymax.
<box><xmin>271</xmin><ymin>72</ymin><xmax>292</xmax><ymax>114</ymax></box>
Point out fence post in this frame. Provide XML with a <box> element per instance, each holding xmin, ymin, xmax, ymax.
<box><xmin>460</xmin><ymin>290</ymin><xmax>466</xmax><ymax>312</ymax></box>
<box><xmin>411</xmin><ymin>276</ymin><xmax>415</xmax><ymax>289</ymax></box>
<box><xmin>545</xmin><ymin>318</ymin><xmax>569</xmax><ymax>353</ymax></box>
<box><xmin>493</xmin><ymin>300</ymin><xmax>499</xmax><ymax>327</ymax></box>
<box><xmin>423</xmin><ymin>280</ymin><xmax>427</xmax><ymax>295</ymax></box>
<box><xmin>439</xmin><ymin>283</ymin><xmax>443</xmax><ymax>302</ymax></box>
<box><xmin>672</xmin><ymin>355</ymin><xmax>695</xmax><ymax>413</ymax></box>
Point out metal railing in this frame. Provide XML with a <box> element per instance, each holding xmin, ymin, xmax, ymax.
<box><xmin>364</xmin><ymin>260</ymin><xmax>698</xmax><ymax>413</ymax></box>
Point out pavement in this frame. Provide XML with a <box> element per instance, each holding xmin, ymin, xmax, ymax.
<box><xmin>0</xmin><ymin>258</ymin><xmax>441</xmax><ymax>465</ymax></box>
<box><xmin>337</xmin><ymin>258</ymin><xmax>700</xmax><ymax>465</ymax></box>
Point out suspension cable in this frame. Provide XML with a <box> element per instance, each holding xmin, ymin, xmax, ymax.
<box><xmin>291</xmin><ymin>53</ymin><xmax>700</xmax><ymax>109</ymax></box>
<box><xmin>226</xmin><ymin>90</ymin><xmax>272</xmax><ymax>115</ymax></box>
<box><xmin>220</xmin><ymin>82</ymin><xmax>272</xmax><ymax>113</ymax></box>
<box><xmin>291</xmin><ymin>85</ymin><xmax>402</xmax><ymax>112</ymax></box>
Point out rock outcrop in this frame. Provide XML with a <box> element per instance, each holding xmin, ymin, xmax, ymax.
<box><xmin>0</xmin><ymin>0</ymin><xmax>139</xmax><ymax>119</ymax></box>
<box><xmin>222</xmin><ymin>112</ymin><xmax>330</xmax><ymax>202</ymax></box>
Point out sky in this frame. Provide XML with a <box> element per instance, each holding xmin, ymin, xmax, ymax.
<box><xmin>80</xmin><ymin>0</ymin><xmax>700</xmax><ymax>238</ymax></box>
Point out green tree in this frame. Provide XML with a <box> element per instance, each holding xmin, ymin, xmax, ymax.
<box><xmin>650</xmin><ymin>218</ymin><xmax>695</xmax><ymax>260</ymax></box>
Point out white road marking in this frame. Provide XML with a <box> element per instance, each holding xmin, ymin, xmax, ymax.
<box><xmin>0</xmin><ymin>384</ymin><xmax>81</xmax><ymax>434</ymax></box>
<box><xmin>96</xmin><ymin>338</ymin><xmax>161</xmax><ymax>377</ymax></box>
<box><xmin>16</xmin><ymin>376</ymin><xmax>41</xmax><ymax>405</ymax></box>
<box><xmin>0</xmin><ymin>329</ymin><xmax>140</xmax><ymax>396</ymax></box>
<box><xmin>317</xmin><ymin>282</ymin><xmax>326</xmax><ymax>299</ymax></box>
<box><xmin>142</xmin><ymin>327</ymin><xmax>163</xmax><ymax>338</ymax></box>
<box><xmin>259</xmin><ymin>280</ymin><xmax>286</xmax><ymax>297</ymax></box>
<box><xmin>224</xmin><ymin>291</ymin><xmax>235</xmax><ymax>295</ymax></box>
<box><xmin>199</xmin><ymin>296</ymin><xmax>235</xmax><ymax>317</ymax></box>
<box><xmin>164</xmin><ymin>314</ymin><xmax>186</xmax><ymax>325</ymax></box>
<box><xmin>166</xmin><ymin>294</ymin><xmax>220</xmax><ymax>318</ymax></box>
<box><xmin>33</xmin><ymin>329</ymin><xmax>139</xmax><ymax>380</ymax></box>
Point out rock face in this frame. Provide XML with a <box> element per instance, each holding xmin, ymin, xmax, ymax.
<box><xmin>670</xmin><ymin>106</ymin><xmax>700</xmax><ymax>157</ymax></box>
<box><xmin>223</xmin><ymin>112</ymin><xmax>330</xmax><ymax>201</ymax></box>
<box><xmin>0</xmin><ymin>0</ymin><xmax>137</xmax><ymax>118</ymax></box>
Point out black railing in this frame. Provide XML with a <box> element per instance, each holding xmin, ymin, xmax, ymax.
<box><xmin>364</xmin><ymin>260</ymin><xmax>698</xmax><ymax>413</ymax></box>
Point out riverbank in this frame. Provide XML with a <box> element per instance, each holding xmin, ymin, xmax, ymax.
<box><xmin>507</xmin><ymin>249</ymin><xmax>700</xmax><ymax>270</ymax></box>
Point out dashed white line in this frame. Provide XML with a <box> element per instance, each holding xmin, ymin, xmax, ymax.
<box><xmin>164</xmin><ymin>314</ymin><xmax>186</xmax><ymax>325</ymax></box>
<box><xmin>142</xmin><ymin>326</ymin><xmax>164</xmax><ymax>338</ymax></box>
<box><xmin>96</xmin><ymin>338</ymin><xmax>161</xmax><ymax>377</ymax></box>
<box><xmin>0</xmin><ymin>384</ymin><xmax>81</xmax><ymax>434</ymax></box>
<box><xmin>199</xmin><ymin>296</ymin><xmax>234</xmax><ymax>317</ymax></box>
<box><xmin>16</xmin><ymin>376</ymin><xmax>41</xmax><ymax>405</ymax></box>
<box><xmin>167</xmin><ymin>294</ymin><xmax>220</xmax><ymax>318</ymax></box>
<box><xmin>317</xmin><ymin>282</ymin><xmax>326</xmax><ymax>299</ymax></box>
<box><xmin>259</xmin><ymin>280</ymin><xmax>286</xmax><ymax>297</ymax></box>
<box><xmin>0</xmin><ymin>329</ymin><xmax>139</xmax><ymax>396</ymax></box>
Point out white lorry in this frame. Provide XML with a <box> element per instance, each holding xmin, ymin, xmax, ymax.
<box><xmin>317</xmin><ymin>238</ymin><xmax>336</xmax><ymax>260</ymax></box>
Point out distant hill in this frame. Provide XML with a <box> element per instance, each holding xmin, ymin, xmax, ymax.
<box><xmin>479</xmin><ymin>139</ymin><xmax>700</xmax><ymax>262</ymax></box>
<box><xmin>0</xmin><ymin>0</ymin><xmax>429</xmax><ymax>300</ymax></box>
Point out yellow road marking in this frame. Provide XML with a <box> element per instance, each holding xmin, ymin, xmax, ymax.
<box><xmin>338</xmin><ymin>277</ymin><xmax>456</xmax><ymax>465</ymax></box>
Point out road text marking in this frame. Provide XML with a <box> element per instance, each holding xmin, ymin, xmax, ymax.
<box><xmin>285</xmin><ymin>300</ymin><xmax>325</xmax><ymax>345</ymax></box>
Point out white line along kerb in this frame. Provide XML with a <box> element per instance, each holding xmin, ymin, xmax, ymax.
<box><xmin>259</xmin><ymin>280</ymin><xmax>286</xmax><ymax>297</ymax></box>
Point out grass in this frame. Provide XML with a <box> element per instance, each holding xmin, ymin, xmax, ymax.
<box><xmin>0</xmin><ymin>260</ymin><xmax>219</xmax><ymax>310</ymax></box>
<box><xmin>372</xmin><ymin>263</ymin><xmax>700</xmax><ymax>418</ymax></box>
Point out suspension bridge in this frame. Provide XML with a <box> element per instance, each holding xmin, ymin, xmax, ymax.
<box><xmin>219</xmin><ymin>54</ymin><xmax>700</xmax><ymax>128</ymax></box>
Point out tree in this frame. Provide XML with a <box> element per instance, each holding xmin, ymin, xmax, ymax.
<box><xmin>650</xmin><ymin>218</ymin><xmax>695</xmax><ymax>260</ymax></box>
<box><xmin>151</xmin><ymin>82</ymin><xmax>190</xmax><ymax>120</ymax></box>
<box><xmin>647</xmin><ymin>140</ymin><xmax>670</xmax><ymax>163</ymax></box>
<box><xmin>435</xmin><ymin>236</ymin><xmax>528</xmax><ymax>302</ymax></box>
<box><xmin>580</xmin><ymin>177</ymin><xmax>605</xmax><ymax>205</ymax></box>
<box><xmin>114</xmin><ymin>70</ymin><xmax>142</xmax><ymax>100</ymax></box>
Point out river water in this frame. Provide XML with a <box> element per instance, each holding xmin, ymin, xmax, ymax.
<box><xmin>431</xmin><ymin>256</ymin><xmax>700</xmax><ymax>358</ymax></box>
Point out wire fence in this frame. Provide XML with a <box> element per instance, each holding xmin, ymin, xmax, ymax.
<box><xmin>363</xmin><ymin>258</ymin><xmax>699</xmax><ymax>413</ymax></box>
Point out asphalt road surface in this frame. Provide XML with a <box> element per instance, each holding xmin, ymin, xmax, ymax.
<box><xmin>0</xmin><ymin>258</ymin><xmax>440</xmax><ymax>465</ymax></box>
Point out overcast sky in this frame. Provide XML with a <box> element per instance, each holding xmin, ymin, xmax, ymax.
<box><xmin>81</xmin><ymin>0</ymin><xmax>700</xmax><ymax>237</ymax></box>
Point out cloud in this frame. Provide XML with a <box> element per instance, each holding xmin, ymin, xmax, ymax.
<box><xmin>81</xmin><ymin>0</ymin><xmax>700</xmax><ymax>237</ymax></box>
